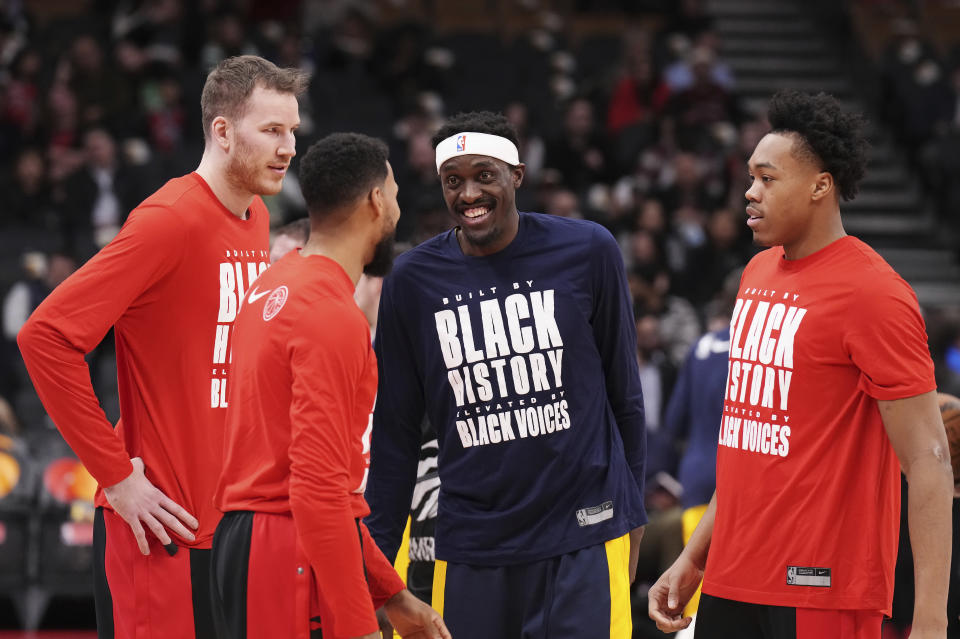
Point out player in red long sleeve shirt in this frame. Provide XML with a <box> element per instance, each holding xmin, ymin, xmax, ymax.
<box><xmin>17</xmin><ymin>56</ymin><xmax>306</xmax><ymax>639</ymax></box>
<box><xmin>213</xmin><ymin>132</ymin><xmax>450</xmax><ymax>639</ymax></box>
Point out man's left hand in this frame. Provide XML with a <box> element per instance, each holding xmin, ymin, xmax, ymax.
<box><xmin>383</xmin><ymin>589</ymin><xmax>451</xmax><ymax>639</ymax></box>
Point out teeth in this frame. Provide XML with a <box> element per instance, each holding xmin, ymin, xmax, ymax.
<box><xmin>464</xmin><ymin>207</ymin><xmax>489</xmax><ymax>218</ymax></box>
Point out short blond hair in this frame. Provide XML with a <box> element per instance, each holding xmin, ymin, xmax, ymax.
<box><xmin>200</xmin><ymin>55</ymin><xmax>308</xmax><ymax>141</ymax></box>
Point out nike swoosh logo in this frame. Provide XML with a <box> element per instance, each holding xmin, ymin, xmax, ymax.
<box><xmin>248</xmin><ymin>287</ymin><xmax>271</xmax><ymax>303</ymax></box>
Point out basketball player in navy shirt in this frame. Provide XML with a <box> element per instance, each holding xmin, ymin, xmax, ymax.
<box><xmin>366</xmin><ymin>111</ymin><xmax>648</xmax><ymax>638</ymax></box>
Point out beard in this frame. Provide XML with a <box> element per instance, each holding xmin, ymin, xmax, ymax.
<box><xmin>363</xmin><ymin>230</ymin><xmax>396</xmax><ymax>277</ymax></box>
<box><xmin>226</xmin><ymin>136</ymin><xmax>282</xmax><ymax>197</ymax></box>
<box><xmin>460</xmin><ymin>223</ymin><xmax>503</xmax><ymax>249</ymax></box>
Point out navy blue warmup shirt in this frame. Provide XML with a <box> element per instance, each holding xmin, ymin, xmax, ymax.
<box><xmin>366</xmin><ymin>212</ymin><xmax>648</xmax><ymax>566</ymax></box>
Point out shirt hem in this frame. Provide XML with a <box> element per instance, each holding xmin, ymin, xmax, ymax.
<box><xmin>435</xmin><ymin>516</ymin><xmax>641</xmax><ymax>566</ymax></box>
<box><xmin>702</xmin><ymin>580</ymin><xmax>891</xmax><ymax>615</ymax></box>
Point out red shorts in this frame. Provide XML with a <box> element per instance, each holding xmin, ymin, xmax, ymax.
<box><xmin>696</xmin><ymin>593</ymin><xmax>884</xmax><ymax>639</ymax></box>
<box><xmin>94</xmin><ymin>507</ymin><xmax>214</xmax><ymax>639</ymax></box>
<box><xmin>211</xmin><ymin>511</ymin><xmax>324</xmax><ymax>639</ymax></box>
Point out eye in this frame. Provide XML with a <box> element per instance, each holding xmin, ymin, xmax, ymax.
<box><xmin>445</xmin><ymin>175</ymin><xmax>460</xmax><ymax>187</ymax></box>
<box><xmin>479</xmin><ymin>170</ymin><xmax>494</xmax><ymax>181</ymax></box>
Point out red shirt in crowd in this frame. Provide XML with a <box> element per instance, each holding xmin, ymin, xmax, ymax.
<box><xmin>18</xmin><ymin>172</ymin><xmax>269</xmax><ymax>548</ymax></box>
<box><xmin>703</xmin><ymin>236</ymin><xmax>936</xmax><ymax>613</ymax></box>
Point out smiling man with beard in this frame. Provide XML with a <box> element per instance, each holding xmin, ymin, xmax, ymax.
<box><xmin>18</xmin><ymin>55</ymin><xmax>305</xmax><ymax>638</ymax></box>
<box><xmin>366</xmin><ymin>111</ymin><xmax>648</xmax><ymax>638</ymax></box>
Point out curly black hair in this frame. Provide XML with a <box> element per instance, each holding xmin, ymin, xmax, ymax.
<box><xmin>431</xmin><ymin>111</ymin><xmax>520</xmax><ymax>149</ymax></box>
<box><xmin>299</xmin><ymin>132</ymin><xmax>389</xmax><ymax>219</ymax></box>
<box><xmin>767</xmin><ymin>90</ymin><xmax>870</xmax><ymax>202</ymax></box>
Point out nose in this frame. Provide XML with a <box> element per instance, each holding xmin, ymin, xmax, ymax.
<box><xmin>745</xmin><ymin>179</ymin><xmax>760</xmax><ymax>203</ymax></box>
<box><xmin>279</xmin><ymin>131</ymin><xmax>296</xmax><ymax>158</ymax></box>
<box><xmin>462</xmin><ymin>179</ymin><xmax>482</xmax><ymax>202</ymax></box>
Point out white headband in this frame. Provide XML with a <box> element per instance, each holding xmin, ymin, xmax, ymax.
<box><xmin>435</xmin><ymin>132</ymin><xmax>520</xmax><ymax>172</ymax></box>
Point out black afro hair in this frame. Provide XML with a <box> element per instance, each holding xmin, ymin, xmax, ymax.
<box><xmin>767</xmin><ymin>90</ymin><xmax>870</xmax><ymax>202</ymax></box>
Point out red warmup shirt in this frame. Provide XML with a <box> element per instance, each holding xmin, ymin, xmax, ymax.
<box><xmin>702</xmin><ymin>236</ymin><xmax>936</xmax><ymax>613</ymax></box>
<box><xmin>18</xmin><ymin>173</ymin><xmax>269</xmax><ymax>547</ymax></box>
<box><xmin>215</xmin><ymin>252</ymin><xmax>405</xmax><ymax>638</ymax></box>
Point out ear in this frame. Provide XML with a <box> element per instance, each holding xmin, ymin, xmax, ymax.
<box><xmin>368</xmin><ymin>184</ymin><xmax>385</xmax><ymax>221</ymax></box>
<box><xmin>512</xmin><ymin>162</ymin><xmax>527</xmax><ymax>189</ymax></box>
<box><xmin>811</xmin><ymin>171</ymin><xmax>834</xmax><ymax>202</ymax></box>
<box><xmin>210</xmin><ymin>116</ymin><xmax>231</xmax><ymax>151</ymax></box>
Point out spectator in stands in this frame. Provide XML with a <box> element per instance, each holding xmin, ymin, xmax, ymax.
<box><xmin>269</xmin><ymin>217</ymin><xmax>310</xmax><ymax>264</ymax></box>
<box><xmin>396</xmin><ymin>131</ymin><xmax>443</xmax><ymax>242</ymax></box>
<box><xmin>544</xmin><ymin>188</ymin><xmax>584</xmax><ymax>219</ymax></box>
<box><xmin>663</xmin><ymin>30</ymin><xmax>734</xmax><ymax>93</ymax></box>
<box><xmin>632</xmin><ymin>266</ymin><xmax>702</xmax><ymax>367</ymax></box>
<box><xmin>684</xmin><ymin>207</ymin><xmax>756</xmax><ymax>306</ymax></box>
<box><xmin>504</xmin><ymin>101</ymin><xmax>545</xmax><ymax>187</ymax></box>
<box><xmin>659</xmin><ymin>0</ymin><xmax>715</xmax><ymax>44</ymax></box>
<box><xmin>1</xmin><ymin>251</ymin><xmax>77</xmax><ymax>407</ymax></box>
<box><xmin>66</xmin><ymin>34</ymin><xmax>125</xmax><ymax>128</ymax></box>
<box><xmin>723</xmin><ymin>115</ymin><xmax>769</xmax><ymax>210</ymax></box>
<box><xmin>607</xmin><ymin>37</ymin><xmax>669</xmax><ymax>137</ymax></box>
<box><xmin>879</xmin><ymin>18</ymin><xmax>939</xmax><ymax>143</ymax></box>
<box><xmin>897</xmin><ymin>58</ymin><xmax>954</xmax><ymax>160</ymax></box>
<box><xmin>635</xmin><ymin>308</ymin><xmax>677</xmax><ymax>435</ymax></box>
<box><xmin>43</xmin><ymin>82</ymin><xmax>83</xmax><ymax>176</ymax></box>
<box><xmin>544</xmin><ymin>96</ymin><xmax>612</xmax><ymax>194</ymax></box>
<box><xmin>0</xmin><ymin>46</ymin><xmax>43</xmax><ymax>154</ymax></box>
<box><xmin>0</xmin><ymin>394</ymin><xmax>18</xmax><ymax>435</ymax></box>
<box><xmin>627</xmin><ymin>228</ymin><xmax>668</xmax><ymax>284</ymax></box>
<box><xmin>657</xmin><ymin>151</ymin><xmax>726</xmax><ymax>215</ymax></box>
<box><xmin>916</xmin><ymin>62</ymin><xmax>960</xmax><ymax>230</ymax></box>
<box><xmin>2</xmin><ymin>251</ymin><xmax>77</xmax><ymax>342</ymax></box>
<box><xmin>371</xmin><ymin>21</ymin><xmax>433</xmax><ymax>114</ymax></box>
<box><xmin>662</xmin><ymin>47</ymin><xmax>741</xmax><ymax>152</ymax></box>
<box><xmin>145</xmin><ymin>69</ymin><xmax>187</xmax><ymax>157</ymax></box>
<box><xmin>200</xmin><ymin>10</ymin><xmax>259</xmax><ymax>70</ymax></box>
<box><xmin>636</xmin><ymin>197</ymin><xmax>667</xmax><ymax>240</ymax></box>
<box><xmin>111</xmin><ymin>38</ymin><xmax>149</xmax><ymax>129</ymax></box>
<box><xmin>936</xmin><ymin>322</ymin><xmax>960</xmax><ymax>397</ymax></box>
<box><xmin>3</xmin><ymin>147</ymin><xmax>52</xmax><ymax>229</ymax></box>
<box><xmin>57</xmin><ymin>127</ymin><xmax>147</xmax><ymax>255</ymax></box>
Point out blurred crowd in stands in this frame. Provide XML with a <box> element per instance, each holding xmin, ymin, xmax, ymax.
<box><xmin>0</xmin><ymin>0</ymin><xmax>958</xmax><ymax>632</ymax></box>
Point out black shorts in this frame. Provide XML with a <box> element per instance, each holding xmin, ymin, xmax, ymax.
<box><xmin>695</xmin><ymin>593</ymin><xmax>883</xmax><ymax>639</ymax></box>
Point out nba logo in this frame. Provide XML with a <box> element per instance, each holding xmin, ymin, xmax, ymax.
<box><xmin>456</xmin><ymin>135</ymin><xmax>466</xmax><ymax>152</ymax></box>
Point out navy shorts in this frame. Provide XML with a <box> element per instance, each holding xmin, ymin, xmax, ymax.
<box><xmin>432</xmin><ymin>534</ymin><xmax>631</xmax><ymax>639</ymax></box>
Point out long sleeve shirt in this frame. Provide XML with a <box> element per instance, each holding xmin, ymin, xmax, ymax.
<box><xmin>216</xmin><ymin>253</ymin><xmax>405</xmax><ymax>637</ymax></box>
<box><xmin>18</xmin><ymin>172</ymin><xmax>269</xmax><ymax>547</ymax></box>
<box><xmin>366</xmin><ymin>212</ymin><xmax>648</xmax><ymax>565</ymax></box>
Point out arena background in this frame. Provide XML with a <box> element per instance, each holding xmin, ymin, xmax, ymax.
<box><xmin>0</xmin><ymin>0</ymin><xmax>958</xmax><ymax>636</ymax></box>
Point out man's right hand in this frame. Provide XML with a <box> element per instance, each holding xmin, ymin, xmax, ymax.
<box><xmin>101</xmin><ymin>457</ymin><xmax>199</xmax><ymax>555</ymax></box>
<box><xmin>647</xmin><ymin>553</ymin><xmax>703</xmax><ymax>633</ymax></box>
